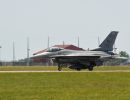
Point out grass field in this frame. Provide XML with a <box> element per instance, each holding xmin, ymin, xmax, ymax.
<box><xmin>0</xmin><ymin>66</ymin><xmax>130</xmax><ymax>71</ymax></box>
<box><xmin>0</xmin><ymin>66</ymin><xmax>130</xmax><ymax>100</ymax></box>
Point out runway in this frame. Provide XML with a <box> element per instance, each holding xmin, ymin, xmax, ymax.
<box><xmin>1</xmin><ymin>70</ymin><xmax>130</xmax><ymax>73</ymax></box>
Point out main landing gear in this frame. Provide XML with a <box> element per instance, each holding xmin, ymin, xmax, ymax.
<box><xmin>88</xmin><ymin>65</ymin><xmax>94</xmax><ymax>71</ymax></box>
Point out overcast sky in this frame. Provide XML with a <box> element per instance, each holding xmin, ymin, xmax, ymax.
<box><xmin>0</xmin><ymin>0</ymin><xmax>130</xmax><ymax>61</ymax></box>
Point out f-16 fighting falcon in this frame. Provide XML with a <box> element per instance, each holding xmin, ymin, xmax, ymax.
<box><xmin>33</xmin><ymin>31</ymin><xmax>125</xmax><ymax>71</ymax></box>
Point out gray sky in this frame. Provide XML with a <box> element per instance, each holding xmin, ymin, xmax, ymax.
<box><xmin>0</xmin><ymin>0</ymin><xmax>130</xmax><ymax>61</ymax></box>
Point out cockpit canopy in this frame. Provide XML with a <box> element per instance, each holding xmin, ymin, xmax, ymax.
<box><xmin>46</xmin><ymin>47</ymin><xmax>63</xmax><ymax>52</ymax></box>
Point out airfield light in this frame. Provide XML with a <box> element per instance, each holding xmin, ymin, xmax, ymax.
<box><xmin>0</xmin><ymin>46</ymin><xmax>2</xmax><ymax>65</ymax></box>
<box><xmin>78</xmin><ymin>36</ymin><xmax>79</xmax><ymax>47</ymax></box>
<box><xmin>27</xmin><ymin>37</ymin><xmax>30</xmax><ymax>66</ymax></box>
<box><xmin>13</xmin><ymin>42</ymin><xmax>15</xmax><ymax>66</ymax></box>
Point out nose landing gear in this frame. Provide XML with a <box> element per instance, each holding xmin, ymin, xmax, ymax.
<box><xmin>58</xmin><ymin>63</ymin><xmax>62</xmax><ymax>71</ymax></box>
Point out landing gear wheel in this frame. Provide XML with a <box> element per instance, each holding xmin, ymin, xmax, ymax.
<box><xmin>77</xmin><ymin>68</ymin><xmax>81</xmax><ymax>71</ymax></box>
<box><xmin>58</xmin><ymin>63</ymin><xmax>62</xmax><ymax>71</ymax></box>
<box><xmin>58</xmin><ymin>66</ymin><xmax>62</xmax><ymax>71</ymax></box>
<box><xmin>88</xmin><ymin>66</ymin><xmax>93</xmax><ymax>71</ymax></box>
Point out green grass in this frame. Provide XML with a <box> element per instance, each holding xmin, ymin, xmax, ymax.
<box><xmin>0</xmin><ymin>66</ymin><xmax>130</xmax><ymax>71</ymax></box>
<box><xmin>0</xmin><ymin>66</ymin><xmax>130</xmax><ymax>100</ymax></box>
<box><xmin>0</xmin><ymin>72</ymin><xmax>130</xmax><ymax>100</ymax></box>
<box><xmin>94</xmin><ymin>66</ymin><xmax>130</xmax><ymax>70</ymax></box>
<box><xmin>0</xmin><ymin>66</ymin><xmax>59</xmax><ymax>71</ymax></box>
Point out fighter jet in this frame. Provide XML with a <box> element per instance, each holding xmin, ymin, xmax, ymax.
<box><xmin>33</xmin><ymin>31</ymin><xmax>123</xmax><ymax>71</ymax></box>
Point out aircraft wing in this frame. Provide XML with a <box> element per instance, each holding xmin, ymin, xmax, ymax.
<box><xmin>50</xmin><ymin>52</ymin><xmax>110</xmax><ymax>59</ymax></box>
<box><xmin>51</xmin><ymin>55</ymin><xmax>100</xmax><ymax>59</ymax></box>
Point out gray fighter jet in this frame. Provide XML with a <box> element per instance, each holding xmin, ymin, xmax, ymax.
<box><xmin>33</xmin><ymin>31</ymin><xmax>123</xmax><ymax>71</ymax></box>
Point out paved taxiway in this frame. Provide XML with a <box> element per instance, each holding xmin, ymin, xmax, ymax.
<box><xmin>1</xmin><ymin>70</ymin><xmax>130</xmax><ymax>73</ymax></box>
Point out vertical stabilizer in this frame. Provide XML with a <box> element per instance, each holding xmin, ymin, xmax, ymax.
<box><xmin>92</xmin><ymin>31</ymin><xmax>118</xmax><ymax>51</ymax></box>
<box><xmin>99</xmin><ymin>31</ymin><xmax>118</xmax><ymax>51</ymax></box>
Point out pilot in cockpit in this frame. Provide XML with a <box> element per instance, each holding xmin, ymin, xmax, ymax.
<box><xmin>46</xmin><ymin>47</ymin><xmax>63</xmax><ymax>52</ymax></box>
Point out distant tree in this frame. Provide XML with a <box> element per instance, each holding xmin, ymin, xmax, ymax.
<box><xmin>119</xmin><ymin>51</ymin><xmax>129</xmax><ymax>58</ymax></box>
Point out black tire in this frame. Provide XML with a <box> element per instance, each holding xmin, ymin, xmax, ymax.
<box><xmin>77</xmin><ymin>68</ymin><xmax>81</xmax><ymax>71</ymax></box>
<box><xmin>88</xmin><ymin>66</ymin><xmax>93</xmax><ymax>71</ymax></box>
<box><xmin>58</xmin><ymin>63</ymin><xmax>62</xmax><ymax>71</ymax></box>
<box><xmin>58</xmin><ymin>67</ymin><xmax>62</xmax><ymax>71</ymax></box>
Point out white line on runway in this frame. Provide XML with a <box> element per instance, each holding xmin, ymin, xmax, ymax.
<box><xmin>0</xmin><ymin>70</ymin><xmax>130</xmax><ymax>73</ymax></box>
